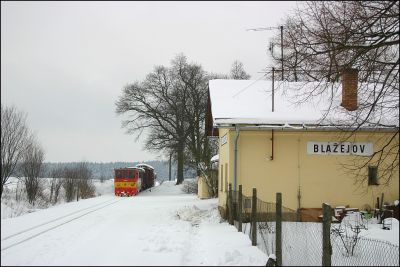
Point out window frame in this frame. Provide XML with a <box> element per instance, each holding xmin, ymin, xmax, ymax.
<box><xmin>220</xmin><ymin>165</ymin><xmax>223</xmax><ymax>191</ymax></box>
<box><xmin>368</xmin><ymin>166</ymin><xmax>379</xmax><ymax>186</ymax></box>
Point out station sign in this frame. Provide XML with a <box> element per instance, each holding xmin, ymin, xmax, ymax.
<box><xmin>307</xmin><ymin>142</ymin><xmax>373</xmax><ymax>156</ymax></box>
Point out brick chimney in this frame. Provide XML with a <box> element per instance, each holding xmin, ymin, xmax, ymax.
<box><xmin>341</xmin><ymin>68</ymin><xmax>358</xmax><ymax>111</ymax></box>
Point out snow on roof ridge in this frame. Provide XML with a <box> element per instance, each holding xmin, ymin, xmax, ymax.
<box><xmin>136</xmin><ymin>163</ymin><xmax>155</xmax><ymax>170</ymax></box>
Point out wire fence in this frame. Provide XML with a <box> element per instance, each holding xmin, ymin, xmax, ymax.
<box><xmin>331</xmin><ymin>231</ymin><xmax>399</xmax><ymax>266</ymax></box>
<box><xmin>282</xmin><ymin>222</ymin><xmax>323</xmax><ymax>265</ymax></box>
<box><xmin>227</xmin><ymin>187</ymin><xmax>399</xmax><ymax>266</ymax></box>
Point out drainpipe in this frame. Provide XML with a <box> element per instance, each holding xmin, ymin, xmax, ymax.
<box><xmin>234</xmin><ymin>126</ymin><xmax>240</xmax><ymax>191</ymax></box>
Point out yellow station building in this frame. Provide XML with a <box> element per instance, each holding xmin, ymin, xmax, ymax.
<box><xmin>205</xmin><ymin>71</ymin><xmax>399</xmax><ymax>219</ymax></box>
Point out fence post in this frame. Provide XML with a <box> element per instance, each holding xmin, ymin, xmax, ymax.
<box><xmin>238</xmin><ymin>184</ymin><xmax>243</xmax><ymax>232</ymax></box>
<box><xmin>228</xmin><ymin>183</ymin><xmax>234</xmax><ymax>225</ymax></box>
<box><xmin>322</xmin><ymin>203</ymin><xmax>332</xmax><ymax>266</ymax></box>
<box><xmin>276</xmin><ymin>192</ymin><xmax>282</xmax><ymax>266</ymax></box>
<box><xmin>251</xmin><ymin>188</ymin><xmax>257</xmax><ymax>246</ymax></box>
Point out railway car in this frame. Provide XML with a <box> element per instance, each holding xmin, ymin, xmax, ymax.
<box><xmin>114</xmin><ymin>167</ymin><xmax>143</xmax><ymax>196</ymax></box>
<box><xmin>135</xmin><ymin>163</ymin><xmax>156</xmax><ymax>191</ymax></box>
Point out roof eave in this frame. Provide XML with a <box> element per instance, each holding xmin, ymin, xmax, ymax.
<box><xmin>213</xmin><ymin>122</ymin><xmax>399</xmax><ymax>132</ymax></box>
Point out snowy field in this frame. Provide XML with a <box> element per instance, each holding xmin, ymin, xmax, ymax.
<box><xmin>1</xmin><ymin>179</ymin><xmax>398</xmax><ymax>266</ymax></box>
<box><xmin>1</xmin><ymin>180</ymin><xmax>267</xmax><ymax>266</ymax></box>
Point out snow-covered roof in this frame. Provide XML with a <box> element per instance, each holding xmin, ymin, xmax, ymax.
<box><xmin>115</xmin><ymin>166</ymin><xmax>138</xmax><ymax>170</ymax></box>
<box><xmin>210</xmin><ymin>154</ymin><xmax>219</xmax><ymax>162</ymax></box>
<box><xmin>135</xmin><ymin>163</ymin><xmax>154</xmax><ymax>170</ymax></box>
<box><xmin>208</xmin><ymin>79</ymin><xmax>398</xmax><ymax>129</ymax></box>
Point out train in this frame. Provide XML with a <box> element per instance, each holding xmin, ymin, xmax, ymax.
<box><xmin>114</xmin><ymin>163</ymin><xmax>156</xmax><ymax>196</ymax></box>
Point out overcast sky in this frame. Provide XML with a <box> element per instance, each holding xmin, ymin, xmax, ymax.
<box><xmin>1</xmin><ymin>1</ymin><xmax>297</xmax><ymax>163</ymax></box>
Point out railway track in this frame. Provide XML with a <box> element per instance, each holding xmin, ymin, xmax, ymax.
<box><xmin>1</xmin><ymin>198</ymin><xmax>123</xmax><ymax>252</ymax></box>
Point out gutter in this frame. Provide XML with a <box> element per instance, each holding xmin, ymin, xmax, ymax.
<box><xmin>234</xmin><ymin>126</ymin><xmax>240</xmax><ymax>191</ymax></box>
<box><xmin>215</xmin><ymin>123</ymin><xmax>398</xmax><ymax>132</ymax></box>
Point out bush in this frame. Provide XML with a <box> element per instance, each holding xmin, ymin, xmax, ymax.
<box><xmin>182</xmin><ymin>179</ymin><xmax>198</xmax><ymax>194</ymax></box>
<box><xmin>79</xmin><ymin>179</ymin><xmax>96</xmax><ymax>199</ymax></box>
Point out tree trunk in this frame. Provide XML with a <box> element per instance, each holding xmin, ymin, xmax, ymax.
<box><xmin>50</xmin><ymin>179</ymin><xmax>54</xmax><ymax>203</ymax></box>
<box><xmin>169</xmin><ymin>153</ymin><xmax>172</xmax><ymax>181</ymax></box>
<box><xmin>176</xmin><ymin>142</ymin><xmax>184</xmax><ymax>185</ymax></box>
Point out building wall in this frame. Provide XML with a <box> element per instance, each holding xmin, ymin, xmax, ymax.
<box><xmin>197</xmin><ymin>176</ymin><xmax>210</xmax><ymax>199</ymax></box>
<box><xmin>218</xmin><ymin>128</ymin><xmax>231</xmax><ymax>208</ymax></box>
<box><xmin>218</xmin><ymin>128</ymin><xmax>399</xmax><ymax>211</ymax></box>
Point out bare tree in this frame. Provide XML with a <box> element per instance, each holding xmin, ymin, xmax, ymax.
<box><xmin>49</xmin><ymin>167</ymin><xmax>65</xmax><ymax>204</ymax></box>
<box><xmin>116</xmin><ymin>54</ymin><xmax>208</xmax><ymax>185</ymax></box>
<box><xmin>76</xmin><ymin>162</ymin><xmax>95</xmax><ymax>200</ymax></box>
<box><xmin>61</xmin><ymin>163</ymin><xmax>94</xmax><ymax>202</ymax></box>
<box><xmin>62</xmin><ymin>167</ymin><xmax>78</xmax><ymax>202</ymax></box>
<box><xmin>230</xmin><ymin>60</ymin><xmax>251</xmax><ymax>79</ymax></box>
<box><xmin>116</xmin><ymin>55</ymin><xmax>253</xmax><ymax>185</ymax></box>
<box><xmin>268</xmin><ymin>1</ymin><xmax>399</xmax><ymax>187</ymax></box>
<box><xmin>179</xmin><ymin>57</ymin><xmax>212</xmax><ymax>177</ymax></box>
<box><xmin>1</xmin><ymin>104</ymin><xmax>30</xmax><ymax>197</ymax></box>
<box><xmin>20</xmin><ymin>136</ymin><xmax>45</xmax><ymax>205</ymax></box>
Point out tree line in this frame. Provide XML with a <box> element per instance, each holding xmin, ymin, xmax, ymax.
<box><xmin>40</xmin><ymin>161</ymin><xmax>192</xmax><ymax>181</ymax></box>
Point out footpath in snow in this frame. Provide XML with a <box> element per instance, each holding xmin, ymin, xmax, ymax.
<box><xmin>1</xmin><ymin>180</ymin><xmax>267</xmax><ymax>266</ymax></box>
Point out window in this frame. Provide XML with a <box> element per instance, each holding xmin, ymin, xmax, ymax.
<box><xmin>220</xmin><ymin>165</ymin><xmax>223</xmax><ymax>191</ymax></box>
<box><xmin>244</xmin><ymin>199</ymin><xmax>251</xmax><ymax>209</ymax></box>
<box><xmin>368</xmin><ymin>166</ymin><xmax>378</xmax><ymax>185</ymax></box>
<box><xmin>225</xmin><ymin>164</ymin><xmax>228</xmax><ymax>192</ymax></box>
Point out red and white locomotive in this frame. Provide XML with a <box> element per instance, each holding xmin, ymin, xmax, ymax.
<box><xmin>114</xmin><ymin>163</ymin><xmax>156</xmax><ymax>196</ymax></box>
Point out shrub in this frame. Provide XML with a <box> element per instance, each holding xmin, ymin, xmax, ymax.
<box><xmin>182</xmin><ymin>179</ymin><xmax>198</xmax><ymax>194</ymax></box>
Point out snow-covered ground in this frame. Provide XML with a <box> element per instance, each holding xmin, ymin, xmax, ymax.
<box><xmin>1</xmin><ymin>179</ymin><xmax>398</xmax><ymax>266</ymax></box>
<box><xmin>1</xmin><ymin>180</ymin><xmax>268</xmax><ymax>266</ymax></box>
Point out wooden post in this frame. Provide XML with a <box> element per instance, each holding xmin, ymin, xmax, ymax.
<box><xmin>376</xmin><ymin>197</ymin><xmax>380</xmax><ymax>219</ymax></box>
<box><xmin>228</xmin><ymin>183</ymin><xmax>233</xmax><ymax>225</ymax></box>
<box><xmin>322</xmin><ymin>203</ymin><xmax>332</xmax><ymax>266</ymax></box>
<box><xmin>379</xmin><ymin>193</ymin><xmax>385</xmax><ymax>223</ymax></box>
<box><xmin>251</xmin><ymin>188</ymin><xmax>257</xmax><ymax>246</ymax></box>
<box><xmin>238</xmin><ymin>185</ymin><xmax>243</xmax><ymax>232</ymax></box>
<box><xmin>276</xmin><ymin>192</ymin><xmax>282</xmax><ymax>266</ymax></box>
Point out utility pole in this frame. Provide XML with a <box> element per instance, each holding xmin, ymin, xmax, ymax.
<box><xmin>280</xmin><ymin>25</ymin><xmax>284</xmax><ymax>81</ymax></box>
<box><xmin>272</xmin><ymin>67</ymin><xmax>275</xmax><ymax>112</ymax></box>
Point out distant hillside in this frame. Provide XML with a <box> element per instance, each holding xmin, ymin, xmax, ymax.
<box><xmin>41</xmin><ymin>161</ymin><xmax>196</xmax><ymax>181</ymax></box>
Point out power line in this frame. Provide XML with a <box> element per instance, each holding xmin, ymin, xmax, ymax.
<box><xmin>232</xmin><ymin>74</ymin><xmax>267</xmax><ymax>98</ymax></box>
